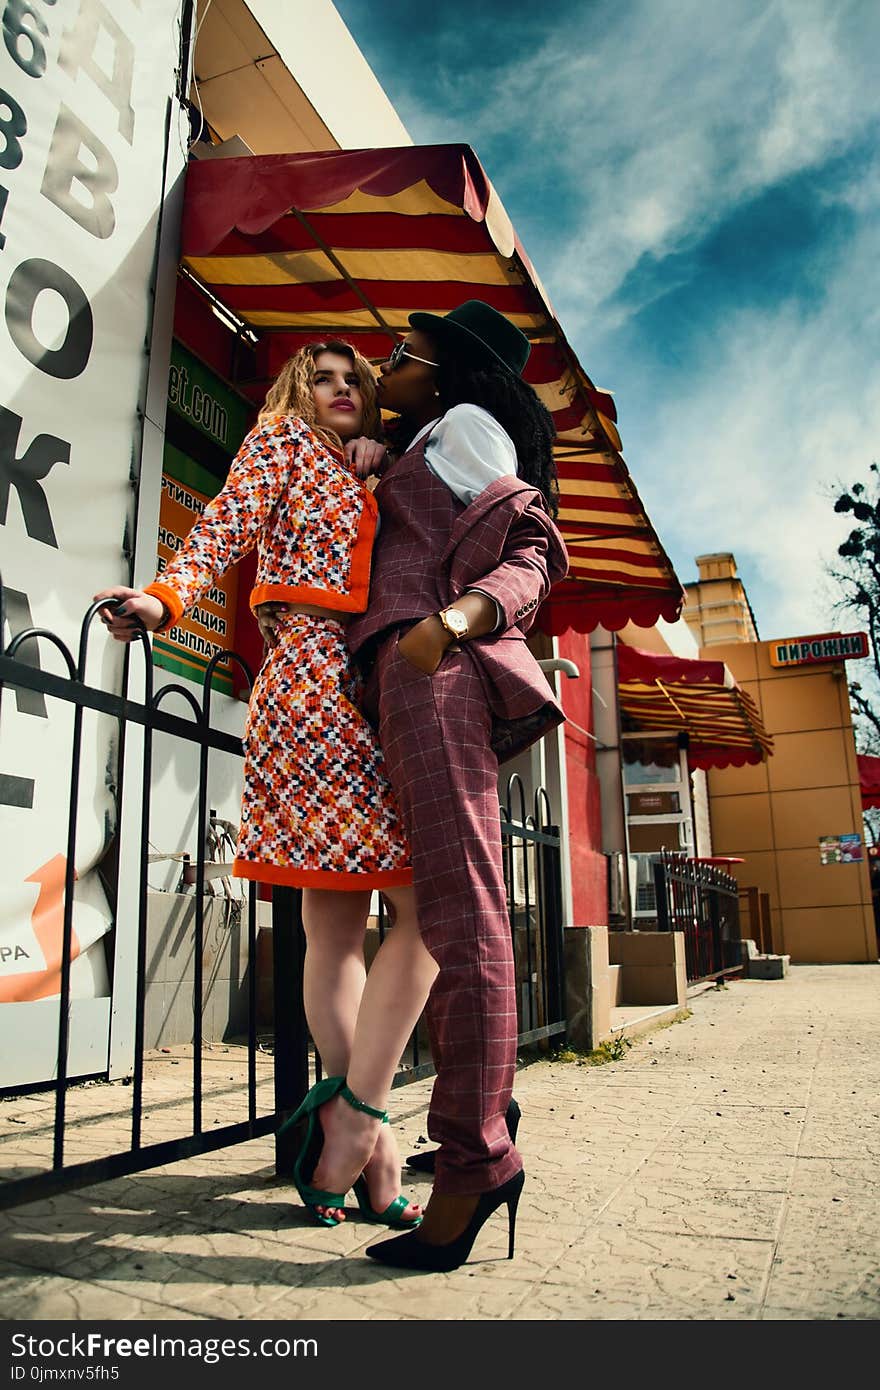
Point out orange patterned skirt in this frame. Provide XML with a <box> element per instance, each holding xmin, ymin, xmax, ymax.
<box><xmin>232</xmin><ymin>612</ymin><xmax>412</xmax><ymax>889</ymax></box>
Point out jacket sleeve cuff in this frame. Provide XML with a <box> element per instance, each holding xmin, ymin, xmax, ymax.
<box><xmin>464</xmin><ymin>587</ymin><xmax>505</xmax><ymax>632</ymax></box>
<box><xmin>460</xmin><ymin>574</ymin><xmax>513</xmax><ymax>629</ymax></box>
<box><xmin>143</xmin><ymin>581</ymin><xmax>184</xmax><ymax>633</ymax></box>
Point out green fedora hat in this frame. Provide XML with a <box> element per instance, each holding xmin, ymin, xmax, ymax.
<box><xmin>409</xmin><ymin>299</ymin><xmax>531</xmax><ymax>377</ymax></box>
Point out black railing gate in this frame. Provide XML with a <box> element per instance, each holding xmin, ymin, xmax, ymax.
<box><xmin>0</xmin><ymin>594</ymin><xmax>565</xmax><ymax>1210</ymax></box>
<box><xmin>654</xmin><ymin>850</ymin><xmax>743</xmax><ymax>983</ymax></box>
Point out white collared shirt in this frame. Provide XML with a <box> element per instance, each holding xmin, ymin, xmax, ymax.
<box><xmin>405</xmin><ymin>403</ymin><xmax>517</xmax><ymax>630</ymax></box>
<box><xmin>406</xmin><ymin>402</ymin><xmax>517</xmax><ymax>504</ymax></box>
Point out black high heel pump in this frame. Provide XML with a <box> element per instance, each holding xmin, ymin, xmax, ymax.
<box><xmin>405</xmin><ymin>1097</ymin><xmax>521</xmax><ymax>1175</ymax></box>
<box><xmin>365</xmin><ymin>1169</ymin><xmax>524</xmax><ymax>1272</ymax></box>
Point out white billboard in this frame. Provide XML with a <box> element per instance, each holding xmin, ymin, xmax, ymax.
<box><xmin>0</xmin><ymin>0</ymin><xmax>187</xmax><ymax>1085</ymax></box>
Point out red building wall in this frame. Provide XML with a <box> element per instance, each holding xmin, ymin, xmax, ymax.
<box><xmin>557</xmin><ymin>630</ymin><xmax>608</xmax><ymax>926</ymax></box>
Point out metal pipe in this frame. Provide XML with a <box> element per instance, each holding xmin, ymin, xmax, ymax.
<box><xmin>537</xmin><ymin>657</ymin><xmax>580</xmax><ymax>679</ymax></box>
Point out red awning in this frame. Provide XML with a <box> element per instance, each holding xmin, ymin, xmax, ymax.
<box><xmin>179</xmin><ymin>145</ymin><xmax>684</xmax><ymax>635</ymax></box>
<box><xmin>857</xmin><ymin>754</ymin><xmax>880</xmax><ymax>809</ymax></box>
<box><xmin>617</xmin><ymin>643</ymin><xmax>774</xmax><ymax>770</ymax></box>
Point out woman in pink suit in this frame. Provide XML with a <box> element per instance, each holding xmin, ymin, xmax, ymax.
<box><xmin>260</xmin><ymin>301</ymin><xmax>568</xmax><ymax>1271</ymax></box>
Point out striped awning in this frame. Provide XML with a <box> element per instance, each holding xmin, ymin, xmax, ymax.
<box><xmin>179</xmin><ymin>144</ymin><xmax>684</xmax><ymax>635</ymax></box>
<box><xmin>617</xmin><ymin>644</ymin><xmax>774</xmax><ymax>770</ymax></box>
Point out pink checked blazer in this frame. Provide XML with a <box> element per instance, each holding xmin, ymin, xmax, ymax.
<box><xmin>347</xmin><ymin>429</ymin><xmax>569</xmax><ymax>761</ymax></box>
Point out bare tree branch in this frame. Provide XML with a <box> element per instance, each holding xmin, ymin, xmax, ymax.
<box><xmin>825</xmin><ymin>470</ymin><xmax>880</xmax><ymax>747</ymax></box>
<box><xmin>848</xmin><ymin>685</ymin><xmax>880</xmax><ymax>742</ymax></box>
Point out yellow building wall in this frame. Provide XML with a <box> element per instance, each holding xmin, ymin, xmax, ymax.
<box><xmin>683</xmin><ymin>553</ymin><xmax>760</xmax><ymax>648</ymax></box>
<box><xmin>705</xmin><ymin>639</ymin><xmax>878</xmax><ymax>964</ymax></box>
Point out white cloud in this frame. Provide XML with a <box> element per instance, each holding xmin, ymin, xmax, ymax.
<box><xmin>636</xmin><ymin>206</ymin><xmax>880</xmax><ymax>638</ymax></box>
<box><xmin>389</xmin><ymin>0</ymin><xmax>880</xmax><ymax>640</ymax></box>
<box><xmin>400</xmin><ymin>0</ymin><xmax>879</xmax><ymax>331</ymax></box>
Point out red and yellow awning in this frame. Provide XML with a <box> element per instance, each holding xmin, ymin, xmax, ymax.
<box><xmin>179</xmin><ymin>145</ymin><xmax>684</xmax><ymax>635</ymax></box>
<box><xmin>617</xmin><ymin>644</ymin><xmax>773</xmax><ymax>770</ymax></box>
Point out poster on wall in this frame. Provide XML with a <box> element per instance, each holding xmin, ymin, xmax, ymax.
<box><xmin>154</xmin><ymin>461</ymin><xmax>240</xmax><ymax>697</ymax></box>
<box><xmin>153</xmin><ymin>342</ymin><xmax>251</xmax><ymax>696</ymax></box>
<box><xmin>0</xmin><ymin>0</ymin><xmax>187</xmax><ymax>1084</ymax></box>
<box><xmin>819</xmin><ymin>834</ymin><xmax>864</xmax><ymax>865</ymax></box>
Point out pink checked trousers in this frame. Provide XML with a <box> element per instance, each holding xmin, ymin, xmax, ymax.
<box><xmin>370</xmin><ymin>630</ymin><xmax>523</xmax><ymax>1196</ymax></box>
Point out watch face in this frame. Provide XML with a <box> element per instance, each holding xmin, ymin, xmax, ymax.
<box><xmin>444</xmin><ymin>608</ymin><xmax>469</xmax><ymax>636</ymax></box>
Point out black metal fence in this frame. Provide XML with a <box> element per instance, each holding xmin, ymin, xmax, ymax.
<box><xmin>500</xmin><ymin>775</ymin><xmax>566</xmax><ymax>1049</ymax></box>
<box><xmin>0</xmin><ymin>594</ymin><xmax>564</xmax><ymax>1210</ymax></box>
<box><xmin>653</xmin><ymin>850</ymin><xmax>742</xmax><ymax>983</ymax></box>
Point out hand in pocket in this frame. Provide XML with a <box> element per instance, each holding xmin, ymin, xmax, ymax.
<box><xmin>396</xmin><ymin>617</ymin><xmax>452</xmax><ymax>675</ymax></box>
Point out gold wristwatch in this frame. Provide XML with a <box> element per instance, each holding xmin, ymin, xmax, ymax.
<box><xmin>437</xmin><ymin>606</ymin><xmax>469</xmax><ymax>640</ymax></box>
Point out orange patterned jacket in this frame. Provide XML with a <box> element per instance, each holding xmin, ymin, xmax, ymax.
<box><xmin>144</xmin><ymin>414</ymin><xmax>377</xmax><ymax>630</ymax></box>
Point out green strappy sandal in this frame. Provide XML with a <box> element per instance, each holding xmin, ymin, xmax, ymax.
<box><xmin>280</xmin><ymin>1078</ymin><xmax>421</xmax><ymax>1230</ymax></box>
<box><xmin>342</xmin><ymin>1086</ymin><xmax>423</xmax><ymax>1230</ymax></box>
<box><xmin>352</xmin><ymin>1178</ymin><xmax>422</xmax><ymax>1229</ymax></box>
<box><xmin>280</xmin><ymin>1074</ymin><xmax>348</xmax><ymax>1228</ymax></box>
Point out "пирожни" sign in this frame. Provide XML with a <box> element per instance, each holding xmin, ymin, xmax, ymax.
<box><xmin>770</xmin><ymin>632</ymin><xmax>869</xmax><ymax>667</ymax></box>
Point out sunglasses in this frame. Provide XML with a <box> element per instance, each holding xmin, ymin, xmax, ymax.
<box><xmin>386</xmin><ymin>341</ymin><xmax>439</xmax><ymax>371</ymax></box>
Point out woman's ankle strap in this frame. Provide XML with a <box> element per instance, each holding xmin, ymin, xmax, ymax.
<box><xmin>340</xmin><ymin>1084</ymin><xmax>388</xmax><ymax>1123</ymax></box>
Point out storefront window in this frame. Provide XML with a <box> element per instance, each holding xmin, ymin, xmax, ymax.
<box><xmin>622</xmin><ymin>731</ymin><xmax>694</xmax><ymax>918</ymax></box>
<box><xmin>622</xmin><ymin>736</ymin><xmax>681</xmax><ymax>786</ymax></box>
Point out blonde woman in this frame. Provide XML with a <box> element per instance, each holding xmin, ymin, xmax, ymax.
<box><xmin>96</xmin><ymin>341</ymin><xmax>438</xmax><ymax>1230</ymax></box>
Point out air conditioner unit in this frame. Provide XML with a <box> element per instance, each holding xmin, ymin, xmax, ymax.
<box><xmin>606</xmin><ymin>851</ymin><xmax>626</xmax><ymax>916</ymax></box>
<box><xmin>631</xmin><ymin>853</ymin><xmax>662</xmax><ymax>917</ymax></box>
<box><xmin>507</xmin><ymin>835</ymin><xmax>537</xmax><ymax>911</ymax></box>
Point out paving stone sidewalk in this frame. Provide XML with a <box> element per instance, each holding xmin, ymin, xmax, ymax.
<box><xmin>1</xmin><ymin>964</ymin><xmax>878</xmax><ymax>1321</ymax></box>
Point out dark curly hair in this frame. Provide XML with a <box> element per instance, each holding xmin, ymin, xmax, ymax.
<box><xmin>434</xmin><ymin>353</ymin><xmax>559</xmax><ymax>517</ymax></box>
<box><xmin>384</xmin><ymin>349</ymin><xmax>560</xmax><ymax>518</ymax></box>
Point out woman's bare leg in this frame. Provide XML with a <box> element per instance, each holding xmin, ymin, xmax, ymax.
<box><xmin>311</xmin><ymin>885</ymin><xmax>438</xmax><ymax>1214</ymax></box>
<box><xmin>301</xmin><ymin>887</ymin><xmax>371</xmax><ymax>1077</ymax></box>
<box><xmin>300</xmin><ymin>887</ymin><xmax>369</xmax><ymax>1221</ymax></box>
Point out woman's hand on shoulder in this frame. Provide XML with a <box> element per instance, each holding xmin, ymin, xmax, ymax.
<box><xmin>93</xmin><ymin>586</ymin><xmax>166</xmax><ymax>641</ymax></box>
<box><xmin>344</xmin><ymin>436</ymin><xmax>387</xmax><ymax>480</ymax></box>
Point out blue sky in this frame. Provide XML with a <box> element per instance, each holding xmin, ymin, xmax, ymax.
<box><xmin>334</xmin><ymin>0</ymin><xmax>880</xmax><ymax>640</ymax></box>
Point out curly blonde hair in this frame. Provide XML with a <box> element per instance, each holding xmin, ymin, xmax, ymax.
<box><xmin>258</xmin><ymin>340</ymin><xmax>382</xmax><ymax>451</ymax></box>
